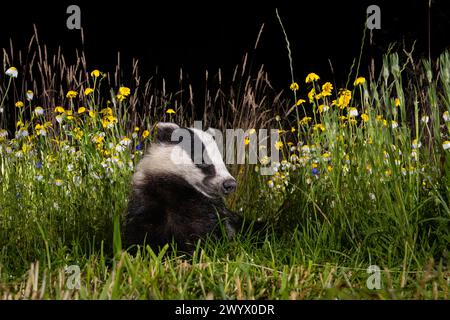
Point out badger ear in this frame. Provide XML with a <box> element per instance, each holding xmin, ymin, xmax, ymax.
<box><xmin>155</xmin><ymin>122</ymin><xmax>180</xmax><ymax>143</ymax></box>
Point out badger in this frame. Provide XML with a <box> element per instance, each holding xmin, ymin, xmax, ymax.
<box><xmin>124</xmin><ymin>122</ymin><xmax>244</xmax><ymax>253</ymax></box>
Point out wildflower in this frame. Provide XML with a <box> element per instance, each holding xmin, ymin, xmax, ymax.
<box><xmin>89</xmin><ymin>110</ymin><xmax>96</xmax><ymax>118</ymax></box>
<box><xmin>54</xmin><ymin>179</ymin><xmax>63</xmax><ymax>186</ymax></box>
<box><xmin>116</xmin><ymin>94</ymin><xmax>126</xmax><ymax>102</ymax></box>
<box><xmin>66</xmin><ymin>90</ymin><xmax>78</xmax><ymax>99</ymax></box>
<box><xmin>260</xmin><ymin>155</ymin><xmax>270</xmax><ymax>166</ymax></box>
<box><xmin>348</xmin><ymin>107</ymin><xmax>358</xmax><ymax>117</ymax></box>
<box><xmin>394</xmin><ymin>98</ymin><xmax>401</xmax><ymax>107</ymax></box>
<box><xmin>136</xmin><ymin>143</ymin><xmax>143</xmax><ymax>151</ymax></box>
<box><xmin>65</xmin><ymin>110</ymin><xmax>74</xmax><ymax>120</ymax></box>
<box><xmin>26</xmin><ymin>90</ymin><xmax>34</xmax><ymax>101</ymax></box>
<box><xmin>249</xmin><ymin>128</ymin><xmax>257</xmax><ymax>135</ymax></box>
<box><xmin>78</xmin><ymin>107</ymin><xmax>86</xmax><ymax>114</ymax></box>
<box><xmin>100</xmin><ymin>107</ymin><xmax>113</xmax><ymax>116</ymax></box>
<box><xmin>116</xmin><ymin>144</ymin><xmax>125</xmax><ymax>152</ymax></box>
<box><xmin>120</xmin><ymin>137</ymin><xmax>132</xmax><ymax>146</ymax></box>
<box><xmin>308</xmin><ymin>88</ymin><xmax>315</xmax><ymax>103</ymax></box>
<box><xmin>313</xmin><ymin>123</ymin><xmax>326</xmax><ymax>132</ymax></box>
<box><xmin>54</xmin><ymin>106</ymin><xmax>65</xmax><ymax>113</ymax></box>
<box><xmin>84</xmin><ymin>88</ymin><xmax>94</xmax><ymax>96</ymax></box>
<box><xmin>391</xmin><ymin>120</ymin><xmax>398</xmax><ymax>129</ymax></box>
<box><xmin>91</xmin><ymin>70</ymin><xmax>101</xmax><ymax>78</ymax></box>
<box><xmin>305</xmin><ymin>73</ymin><xmax>320</xmax><ymax>83</ymax></box>
<box><xmin>275</xmin><ymin>115</ymin><xmax>281</xmax><ymax>121</ymax></box>
<box><xmin>318</xmin><ymin>104</ymin><xmax>329</xmax><ymax>113</ymax></box>
<box><xmin>322</xmin><ymin>82</ymin><xmax>333</xmax><ymax>96</ymax></box>
<box><xmin>142</xmin><ymin>130</ymin><xmax>150</xmax><ymax>139</ymax></box>
<box><xmin>291</xmin><ymin>127</ymin><xmax>296</xmax><ymax>133</ymax></box>
<box><xmin>311</xmin><ymin>167</ymin><xmax>319</xmax><ymax>175</ymax></box>
<box><xmin>443</xmin><ymin>111</ymin><xmax>450</xmax><ymax>122</ymax></box>
<box><xmin>337</xmin><ymin>89</ymin><xmax>352</xmax><ymax>108</ymax></box>
<box><xmin>15</xmin><ymin>101</ymin><xmax>24</xmax><ymax>108</ymax></box>
<box><xmin>5</xmin><ymin>67</ymin><xmax>18</xmax><ymax>78</ymax></box>
<box><xmin>166</xmin><ymin>108</ymin><xmax>176</xmax><ymax>114</ymax></box>
<box><xmin>299</xmin><ymin>116</ymin><xmax>312</xmax><ymax>126</ymax></box>
<box><xmin>361</xmin><ymin>113</ymin><xmax>369</xmax><ymax>122</ymax></box>
<box><xmin>275</xmin><ymin>141</ymin><xmax>283</xmax><ymax>150</ymax></box>
<box><xmin>290</xmin><ymin>82</ymin><xmax>299</xmax><ymax>91</ymax></box>
<box><xmin>16</xmin><ymin>120</ymin><xmax>24</xmax><ymax>127</ymax></box>
<box><xmin>119</xmin><ymin>86</ymin><xmax>131</xmax><ymax>96</ymax></box>
<box><xmin>267</xmin><ymin>180</ymin><xmax>274</xmax><ymax>188</ymax></box>
<box><xmin>421</xmin><ymin>115</ymin><xmax>429</xmax><ymax>124</ymax></box>
<box><xmin>412</xmin><ymin>139</ymin><xmax>421</xmax><ymax>149</ymax></box>
<box><xmin>35</xmin><ymin>124</ymin><xmax>47</xmax><ymax>136</ymax></box>
<box><xmin>322</xmin><ymin>153</ymin><xmax>331</xmax><ymax>161</ymax></box>
<box><xmin>443</xmin><ymin>141</ymin><xmax>450</xmax><ymax>150</ymax></box>
<box><xmin>295</xmin><ymin>99</ymin><xmax>306</xmax><ymax>106</ymax></box>
<box><xmin>353</xmin><ymin>77</ymin><xmax>366</xmax><ymax>86</ymax></box>
<box><xmin>34</xmin><ymin>106</ymin><xmax>44</xmax><ymax>116</ymax></box>
<box><xmin>244</xmin><ymin>137</ymin><xmax>250</xmax><ymax>145</ymax></box>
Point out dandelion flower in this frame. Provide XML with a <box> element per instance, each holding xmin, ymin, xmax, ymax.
<box><xmin>354</xmin><ymin>77</ymin><xmax>366</xmax><ymax>86</ymax></box>
<box><xmin>5</xmin><ymin>67</ymin><xmax>18</xmax><ymax>78</ymax></box>
<box><xmin>66</xmin><ymin>90</ymin><xmax>78</xmax><ymax>99</ymax></box>
<box><xmin>84</xmin><ymin>88</ymin><xmax>94</xmax><ymax>96</ymax></box>
<box><xmin>91</xmin><ymin>70</ymin><xmax>101</xmax><ymax>78</ymax></box>
<box><xmin>89</xmin><ymin>110</ymin><xmax>96</xmax><ymax>118</ymax></box>
<box><xmin>26</xmin><ymin>90</ymin><xmax>34</xmax><ymax>101</ymax></box>
<box><xmin>305</xmin><ymin>73</ymin><xmax>320</xmax><ymax>83</ymax></box>
<box><xmin>394</xmin><ymin>98</ymin><xmax>401</xmax><ymax>107</ymax></box>
<box><xmin>290</xmin><ymin>82</ymin><xmax>299</xmax><ymax>91</ymax></box>
<box><xmin>244</xmin><ymin>137</ymin><xmax>250</xmax><ymax>145</ymax></box>
<box><xmin>166</xmin><ymin>108</ymin><xmax>176</xmax><ymax>114</ymax></box>
<box><xmin>15</xmin><ymin>101</ymin><xmax>24</xmax><ymax>108</ymax></box>
<box><xmin>313</xmin><ymin>123</ymin><xmax>326</xmax><ymax>132</ymax></box>
<box><xmin>295</xmin><ymin>99</ymin><xmax>306</xmax><ymax>106</ymax></box>
<box><xmin>308</xmin><ymin>88</ymin><xmax>315</xmax><ymax>103</ymax></box>
<box><xmin>142</xmin><ymin>130</ymin><xmax>150</xmax><ymax>139</ymax></box>
<box><xmin>299</xmin><ymin>116</ymin><xmax>312</xmax><ymax>125</ymax></box>
<box><xmin>443</xmin><ymin>141</ymin><xmax>450</xmax><ymax>150</ymax></box>
<box><xmin>78</xmin><ymin>107</ymin><xmax>86</xmax><ymax>114</ymax></box>
<box><xmin>337</xmin><ymin>89</ymin><xmax>352</xmax><ymax>108</ymax></box>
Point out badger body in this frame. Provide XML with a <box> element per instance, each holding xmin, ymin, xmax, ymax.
<box><xmin>124</xmin><ymin>122</ymin><xmax>242</xmax><ymax>253</ymax></box>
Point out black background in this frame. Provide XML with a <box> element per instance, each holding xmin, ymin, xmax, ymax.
<box><xmin>0</xmin><ymin>0</ymin><xmax>449</xmax><ymax>90</ymax></box>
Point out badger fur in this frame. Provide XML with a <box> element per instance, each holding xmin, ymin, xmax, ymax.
<box><xmin>124</xmin><ymin>122</ymin><xmax>243</xmax><ymax>253</ymax></box>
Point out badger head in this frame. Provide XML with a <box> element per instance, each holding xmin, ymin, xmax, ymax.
<box><xmin>134</xmin><ymin>122</ymin><xmax>237</xmax><ymax>198</ymax></box>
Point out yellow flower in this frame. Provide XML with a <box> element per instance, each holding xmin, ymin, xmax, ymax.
<box><xmin>244</xmin><ymin>137</ymin><xmax>250</xmax><ymax>145</ymax></box>
<box><xmin>26</xmin><ymin>90</ymin><xmax>34</xmax><ymax>101</ymax></box>
<box><xmin>291</xmin><ymin>127</ymin><xmax>296</xmax><ymax>133</ymax></box>
<box><xmin>166</xmin><ymin>108</ymin><xmax>176</xmax><ymax>114</ymax></box>
<box><xmin>84</xmin><ymin>88</ymin><xmax>94</xmax><ymax>96</ymax></box>
<box><xmin>66</xmin><ymin>90</ymin><xmax>78</xmax><ymax>99</ymax></box>
<box><xmin>78</xmin><ymin>107</ymin><xmax>86</xmax><ymax>114</ymax></box>
<box><xmin>275</xmin><ymin>141</ymin><xmax>283</xmax><ymax>150</ymax></box>
<box><xmin>443</xmin><ymin>141</ymin><xmax>450</xmax><ymax>150</ymax></box>
<box><xmin>34</xmin><ymin>106</ymin><xmax>44</xmax><ymax>116</ymax></box>
<box><xmin>142</xmin><ymin>130</ymin><xmax>150</xmax><ymax>138</ymax></box>
<box><xmin>305</xmin><ymin>73</ymin><xmax>320</xmax><ymax>83</ymax></box>
<box><xmin>119</xmin><ymin>86</ymin><xmax>131</xmax><ymax>96</ymax></box>
<box><xmin>89</xmin><ymin>110</ymin><xmax>96</xmax><ymax>118</ymax></box>
<box><xmin>290</xmin><ymin>82</ymin><xmax>299</xmax><ymax>91</ymax></box>
<box><xmin>91</xmin><ymin>70</ymin><xmax>101</xmax><ymax>78</ymax></box>
<box><xmin>354</xmin><ymin>77</ymin><xmax>366</xmax><ymax>86</ymax></box>
<box><xmin>313</xmin><ymin>123</ymin><xmax>326</xmax><ymax>132</ymax></box>
<box><xmin>361</xmin><ymin>113</ymin><xmax>369</xmax><ymax>122</ymax></box>
<box><xmin>318</xmin><ymin>104</ymin><xmax>329</xmax><ymax>113</ymax></box>
<box><xmin>394</xmin><ymin>98</ymin><xmax>401</xmax><ymax>107</ymax></box>
<box><xmin>308</xmin><ymin>88</ymin><xmax>316</xmax><ymax>103</ymax></box>
<box><xmin>100</xmin><ymin>107</ymin><xmax>113</xmax><ymax>116</ymax></box>
<box><xmin>299</xmin><ymin>116</ymin><xmax>312</xmax><ymax>125</ymax></box>
<box><xmin>134</xmin><ymin>126</ymin><xmax>140</xmax><ymax>132</ymax></box>
<box><xmin>337</xmin><ymin>89</ymin><xmax>352</xmax><ymax>108</ymax></box>
<box><xmin>16</xmin><ymin>120</ymin><xmax>24</xmax><ymax>127</ymax></box>
<box><xmin>296</xmin><ymin>99</ymin><xmax>306</xmax><ymax>106</ymax></box>
<box><xmin>54</xmin><ymin>106</ymin><xmax>65</xmax><ymax>113</ymax></box>
<box><xmin>322</xmin><ymin>82</ymin><xmax>333</xmax><ymax>96</ymax></box>
<box><xmin>15</xmin><ymin>101</ymin><xmax>24</xmax><ymax>108</ymax></box>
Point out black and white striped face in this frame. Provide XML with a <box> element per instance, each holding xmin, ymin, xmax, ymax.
<box><xmin>135</xmin><ymin>123</ymin><xmax>236</xmax><ymax>198</ymax></box>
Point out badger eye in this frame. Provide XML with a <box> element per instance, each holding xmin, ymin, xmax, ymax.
<box><xmin>196</xmin><ymin>163</ymin><xmax>215</xmax><ymax>175</ymax></box>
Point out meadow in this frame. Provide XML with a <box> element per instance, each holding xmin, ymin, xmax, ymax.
<box><xmin>0</xmin><ymin>26</ymin><xmax>449</xmax><ymax>299</ymax></box>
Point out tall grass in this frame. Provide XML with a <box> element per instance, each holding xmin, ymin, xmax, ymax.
<box><xmin>0</xmin><ymin>25</ymin><xmax>449</xmax><ymax>299</ymax></box>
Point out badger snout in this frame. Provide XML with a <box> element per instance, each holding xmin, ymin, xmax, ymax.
<box><xmin>222</xmin><ymin>178</ymin><xmax>237</xmax><ymax>195</ymax></box>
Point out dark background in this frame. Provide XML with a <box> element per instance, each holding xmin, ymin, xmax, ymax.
<box><xmin>0</xmin><ymin>0</ymin><xmax>449</xmax><ymax>91</ymax></box>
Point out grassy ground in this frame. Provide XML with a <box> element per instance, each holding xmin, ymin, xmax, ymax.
<box><xmin>0</xmin><ymin>27</ymin><xmax>449</xmax><ymax>299</ymax></box>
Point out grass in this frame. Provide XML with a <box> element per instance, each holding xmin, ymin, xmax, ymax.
<box><xmin>0</xmin><ymin>25</ymin><xmax>449</xmax><ymax>299</ymax></box>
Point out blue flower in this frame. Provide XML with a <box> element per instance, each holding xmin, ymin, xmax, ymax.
<box><xmin>37</xmin><ymin>161</ymin><xmax>42</xmax><ymax>169</ymax></box>
<box><xmin>312</xmin><ymin>168</ymin><xmax>319</xmax><ymax>175</ymax></box>
<box><xmin>136</xmin><ymin>143</ymin><xmax>143</xmax><ymax>151</ymax></box>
